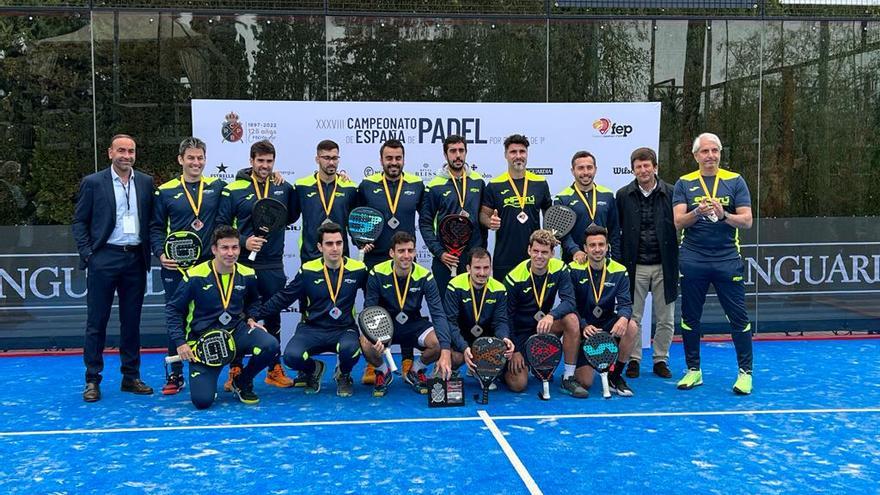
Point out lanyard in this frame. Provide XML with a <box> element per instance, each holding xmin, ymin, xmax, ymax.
<box><xmin>316</xmin><ymin>174</ymin><xmax>339</xmax><ymax>218</ymax></box>
<box><xmin>529</xmin><ymin>269</ymin><xmax>549</xmax><ymax>310</ymax></box>
<box><xmin>449</xmin><ymin>172</ymin><xmax>468</xmax><ymax>210</ymax></box>
<box><xmin>391</xmin><ymin>265</ymin><xmax>413</xmax><ymax>311</ymax></box>
<box><xmin>588</xmin><ymin>261</ymin><xmax>608</xmax><ymax>305</ymax></box>
<box><xmin>322</xmin><ymin>262</ymin><xmax>345</xmax><ymax>306</ymax></box>
<box><xmin>181</xmin><ymin>175</ymin><xmax>205</xmax><ymax>217</ymax></box>
<box><xmin>697</xmin><ymin>173</ymin><xmax>720</xmax><ymax>202</ymax></box>
<box><xmin>251</xmin><ymin>174</ymin><xmax>270</xmax><ymax>200</ymax></box>
<box><xmin>506</xmin><ymin>174</ymin><xmax>529</xmax><ymax>211</ymax></box>
<box><xmin>381</xmin><ymin>174</ymin><xmax>404</xmax><ymax>215</ymax></box>
<box><xmin>572</xmin><ymin>183</ymin><xmax>597</xmax><ymax>221</ymax></box>
<box><xmin>469</xmin><ymin>281</ymin><xmax>488</xmax><ymax>323</ymax></box>
<box><xmin>118</xmin><ymin>178</ymin><xmax>132</xmax><ymax>211</ymax></box>
<box><xmin>212</xmin><ymin>262</ymin><xmax>236</xmax><ymax>311</ymax></box>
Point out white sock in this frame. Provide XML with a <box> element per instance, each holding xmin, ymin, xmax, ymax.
<box><xmin>376</xmin><ymin>363</ymin><xmax>389</xmax><ymax>375</ymax></box>
<box><xmin>411</xmin><ymin>359</ymin><xmax>426</xmax><ymax>373</ymax></box>
<box><xmin>563</xmin><ymin>363</ymin><xmax>576</xmax><ymax>379</ymax></box>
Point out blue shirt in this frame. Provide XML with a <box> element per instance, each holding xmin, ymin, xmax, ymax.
<box><xmin>672</xmin><ymin>169</ymin><xmax>751</xmax><ymax>261</ymax></box>
<box><xmin>554</xmin><ymin>183</ymin><xmax>621</xmax><ymax>261</ymax></box>
<box><xmin>568</xmin><ymin>259</ymin><xmax>632</xmax><ymax>328</ymax></box>
<box><xmin>107</xmin><ymin>166</ymin><xmax>140</xmax><ymax>246</ymax></box>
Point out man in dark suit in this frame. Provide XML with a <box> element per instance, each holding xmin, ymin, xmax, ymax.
<box><xmin>73</xmin><ymin>134</ymin><xmax>155</xmax><ymax>402</ymax></box>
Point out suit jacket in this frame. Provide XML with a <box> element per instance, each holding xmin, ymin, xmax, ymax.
<box><xmin>72</xmin><ymin>167</ymin><xmax>154</xmax><ymax>270</ymax></box>
<box><xmin>615</xmin><ymin>178</ymin><xmax>679</xmax><ymax>305</ymax></box>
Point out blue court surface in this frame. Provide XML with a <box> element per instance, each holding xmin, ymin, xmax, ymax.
<box><xmin>1</xmin><ymin>338</ymin><xmax>879</xmax><ymax>494</ymax></box>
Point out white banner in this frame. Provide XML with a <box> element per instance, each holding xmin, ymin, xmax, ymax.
<box><xmin>192</xmin><ymin>100</ymin><xmax>661</xmax><ymax>348</ymax></box>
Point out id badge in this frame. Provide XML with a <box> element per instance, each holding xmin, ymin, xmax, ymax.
<box><xmin>122</xmin><ymin>213</ymin><xmax>137</xmax><ymax>234</ymax></box>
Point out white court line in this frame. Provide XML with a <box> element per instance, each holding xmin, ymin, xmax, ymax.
<box><xmin>1</xmin><ymin>406</ymin><xmax>879</xmax><ymax>438</ymax></box>
<box><xmin>478</xmin><ymin>410</ymin><xmax>542</xmax><ymax>495</ymax></box>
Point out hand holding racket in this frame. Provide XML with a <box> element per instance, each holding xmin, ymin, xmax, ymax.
<box><xmin>348</xmin><ymin>207</ymin><xmax>384</xmax><ymax>261</ymax></box>
<box><xmin>248</xmin><ymin>198</ymin><xmax>288</xmax><ymax>261</ymax></box>
<box><xmin>543</xmin><ymin>205</ymin><xmax>577</xmax><ymax>239</ymax></box>
<box><xmin>358</xmin><ymin>306</ymin><xmax>398</xmax><ymax>373</ymax></box>
<box><xmin>470</xmin><ymin>337</ymin><xmax>508</xmax><ymax>404</ymax></box>
<box><xmin>166</xmin><ymin>329</ymin><xmax>236</xmax><ymax>366</ymax></box>
<box><xmin>582</xmin><ymin>331</ymin><xmax>619</xmax><ymax>399</ymax></box>
<box><xmin>438</xmin><ymin>214</ymin><xmax>472</xmax><ymax>276</ymax></box>
<box><xmin>525</xmin><ymin>334</ymin><xmax>563</xmax><ymax>400</ymax></box>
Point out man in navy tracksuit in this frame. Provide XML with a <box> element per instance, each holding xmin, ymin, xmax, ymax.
<box><xmin>249</xmin><ymin>222</ymin><xmax>368</xmax><ymax>398</ymax></box>
<box><xmin>166</xmin><ymin>225</ymin><xmax>279</xmax><ymax>409</ymax></box>
<box><xmin>672</xmin><ymin>132</ymin><xmax>754</xmax><ymax>395</ymax></box>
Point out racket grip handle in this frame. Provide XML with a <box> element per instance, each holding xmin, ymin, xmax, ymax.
<box><xmin>450</xmin><ymin>266</ymin><xmax>457</xmax><ymax>277</ymax></box>
<box><xmin>600</xmin><ymin>372</ymin><xmax>611</xmax><ymax>399</ymax></box>
<box><xmin>358</xmin><ymin>249</ymin><xmax>365</xmax><ymax>262</ymax></box>
<box><xmin>248</xmin><ymin>250</ymin><xmax>257</xmax><ymax>262</ymax></box>
<box><xmin>542</xmin><ymin>380</ymin><xmax>550</xmax><ymax>400</ymax></box>
<box><xmin>165</xmin><ymin>355</ymin><xmax>183</xmax><ymax>364</ymax></box>
<box><xmin>383</xmin><ymin>349</ymin><xmax>398</xmax><ymax>374</ymax></box>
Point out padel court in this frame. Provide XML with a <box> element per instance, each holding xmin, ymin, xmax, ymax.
<box><xmin>1</xmin><ymin>338</ymin><xmax>878</xmax><ymax>494</ymax></box>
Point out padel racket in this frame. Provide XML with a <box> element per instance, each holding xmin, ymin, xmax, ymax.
<box><xmin>438</xmin><ymin>214</ymin><xmax>472</xmax><ymax>277</ymax></box>
<box><xmin>525</xmin><ymin>334</ymin><xmax>563</xmax><ymax>400</ymax></box>
<box><xmin>358</xmin><ymin>305</ymin><xmax>398</xmax><ymax>373</ymax></box>
<box><xmin>582</xmin><ymin>331</ymin><xmax>619</xmax><ymax>399</ymax></box>
<box><xmin>165</xmin><ymin>329</ymin><xmax>236</xmax><ymax>367</ymax></box>
<box><xmin>348</xmin><ymin>207</ymin><xmax>384</xmax><ymax>261</ymax></box>
<box><xmin>163</xmin><ymin>231</ymin><xmax>202</xmax><ymax>269</ymax></box>
<box><xmin>470</xmin><ymin>336</ymin><xmax>508</xmax><ymax>404</ymax></box>
<box><xmin>248</xmin><ymin>198</ymin><xmax>288</xmax><ymax>261</ymax></box>
<box><xmin>543</xmin><ymin>205</ymin><xmax>577</xmax><ymax>239</ymax></box>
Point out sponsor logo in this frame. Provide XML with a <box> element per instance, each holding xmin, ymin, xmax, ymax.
<box><xmin>592</xmin><ymin>117</ymin><xmax>633</xmax><ymax>138</ymax></box>
<box><xmin>221</xmin><ymin>111</ymin><xmax>244</xmax><ymax>143</ymax></box>
<box><xmin>526</xmin><ymin>168</ymin><xmax>553</xmax><ymax>175</ymax></box>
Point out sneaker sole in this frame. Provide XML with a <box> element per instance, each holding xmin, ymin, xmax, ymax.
<box><xmin>733</xmin><ymin>385</ymin><xmax>752</xmax><ymax>395</ymax></box>
<box><xmin>610</xmin><ymin>387</ymin><xmax>634</xmax><ymax>397</ymax></box>
<box><xmin>559</xmin><ymin>385</ymin><xmax>589</xmax><ymax>399</ymax></box>
<box><xmin>336</xmin><ymin>388</ymin><xmax>353</xmax><ymax>398</ymax></box>
<box><xmin>677</xmin><ymin>380</ymin><xmax>703</xmax><ymax>390</ymax></box>
<box><xmin>232</xmin><ymin>387</ymin><xmax>260</xmax><ymax>405</ymax></box>
<box><xmin>305</xmin><ymin>362</ymin><xmax>325</xmax><ymax>395</ymax></box>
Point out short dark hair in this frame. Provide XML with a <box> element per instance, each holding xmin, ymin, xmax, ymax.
<box><xmin>571</xmin><ymin>150</ymin><xmax>596</xmax><ymax>167</ymax></box>
<box><xmin>317</xmin><ymin>222</ymin><xmax>343</xmax><ymax>243</ymax></box>
<box><xmin>109</xmin><ymin>134</ymin><xmax>135</xmax><ymax>147</ymax></box>
<box><xmin>380</xmin><ymin>139</ymin><xmax>405</xmax><ymax>158</ymax></box>
<box><xmin>250</xmin><ymin>139</ymin><xmax>275</xmax><ymax>159</ymax></box>
<box><xmin>584</xmin><ymin>223</ymin><xmax>608</xmax><ymax>244</ymax></box>
<box><xmin>212</xmin><ymin>225</ymin><xmax>240</xmax><ymax>246</ymax></box>
<box><xmin>178</xmin><ymin>137</ymin><xmax>206</xmax><ymax>157</ymax></box>
<box><xmin>443</xmin><ymin>134</ymin><xmax>467</xmax><ymax>154</ymax></box>
<box><xmin>390</xmin><ymin>231</ymin><xmax>416</xmax><ymax>249</ymax></box>
<box><xmin>630</xmin><ymin>147</ymin><xmax>658</xmax><ymax>168</ymax></box>
<box><xmin>317</xmin><ymin>140</ymin><xmax>339</xmax><ymax>153</ymax></box>
<box><xmin>467</xmin><ymin>246</ymin><xmax>491</xmax><ymax>265</ymax></box>
<box><xmin>503</xmin><ymin>134</ymin><xmax>530</xmax><ymax>151</ymax></box>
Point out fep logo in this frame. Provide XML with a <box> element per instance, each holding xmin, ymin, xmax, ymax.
<box><xmin>221</xmin><ymin>111</ymin><xmax>244</xmax><ymax>143</ymax></box>
<box><xmin>592</xmin><ymin>118</ymin><xmax>632</xmax><ymax>138</ymax></box>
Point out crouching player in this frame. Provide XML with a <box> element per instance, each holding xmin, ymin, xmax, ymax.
<box><xmin>569</xmin><ymin>224</ymin><xmax>638</xmax><ymax>396</ymax></box>
<box><xmin>248</xmin><ymin>222</ymin><xmax>368</xmax><ymax>397</ymax></box>
<box><xmin>166</xmin><ymin>225</ymin><xmax>280</xmax><ymax>408</ymax></box>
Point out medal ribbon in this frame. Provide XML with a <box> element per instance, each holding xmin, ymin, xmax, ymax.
<box><xmin>392</xmin><ymin>265</ymin><xmax>413</xmax><ymax>311</ymax></box>
<box><xmin>506</xmin><ymin>174</ymin><xmax>529</xmax><ymax>211</ymax></box>
<box><xmin>588</xmin><ymin>261</ymin><xmax>608</xmax><ymax>306</ymax></box>
<box><xmin>697</xmin><ymin>173</ymin><xmax>720</xmax><ymax>203</ymax></box>
<box><xmin>322</xmin><ymin>261</ymin><xmax>345</xmax><ymax>306</ymax></box>
<box><xmin>572</xmin><ymin>183</ymin><xmax>597</xmax><ymax>221</ymax></box>
<box><xmin>316</xmin><ymin>174</ymin><xmax>339</xmax><ymax>218</ymax></box>
<box><xmin>212</xmin><ymin>262</ymin><xmax>236</xmax><ymax>311</ymax></box>
<box><xmin>251</xmin><ymin>173</ymin><xmax>270</xmax><ymax>200</ymax></box>
<box><xmin>529</xmin><ymin>268</ymin><xmax>549</xmax><ymax>311</ymax></box>
<box><xmin>381</xmin><ymin>174</ymin><xmax>404</xmax><ymax>216</ymax></box>
<box><xmin>180</xmin><ymin>175</ymin><xmax>205</xmax><ymax>218</ymax></box>
<box><xmin>449</xmin><ymin>171</ymin><xmax>468</xmax><ymax>210</ymax></box>
<box><xmin>469</xmin><ymin>281</ymin><xmax>488</xmax><ymax>324</ymax></box>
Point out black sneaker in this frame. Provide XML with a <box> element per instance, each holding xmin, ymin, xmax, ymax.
<box><xmin>336</xmin><ymin>372</ymin><xmax>354</xmax><ymax>398</ymax></box>
<box><xmin>293</xmin><ymin>370</ymin><xmax>308</xmax><ymax>388</ymax></box>
<box><xmin>162</xmin><ymin>372</ymin><xmax>186</xmax><ymax>396</ymax></box>
<box><xmin>305</xmin><ymin>360</ymin><xmax>326</xmax><ymax>395</ymax></box>
<box><xmin>373</xmin><ymin>370</ymin><xmax>393</xmax><ymax>398</ymax></box>
<box><xmin>404</xmin><ymin>369</ymin><xmax>429</xmax><ymax>394</ymax></box>
<box><xmin>231</xmin><ymin>376</ymin><xmax>260</xmax><ymax>404</ymax></box>
<box><xmin>560</xmin><ymin>376</ymin><xmax>589</xmax><ymax>398</ymax></box>
<box><xmin>609</xmin><ymin>373</ymin><xmax>634</xmax><ymax>397</ymax></box>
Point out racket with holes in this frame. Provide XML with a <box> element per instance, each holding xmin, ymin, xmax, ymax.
<box><xmin>438</xmin><ymin>214</ymin><xmax>472</xmax><ymax>276</ymax></box>
<box><xmin>525</xmin><ymin>334</ymin><xmax>563</xmax><ymax>400</ymax></box>
<box><xmin>165</xmin><ymin>329</ymin><xmax>236</xmax><ymax>367</ymax></box>
<box><xmin>348</xmin><ymin>207</ymin><xmax>385</xmax><ymax>261</ymax></box>
<box><xmin>163</xmin><ymin>230</ymin><xmax>202</xmax><ymax>269</ymax></box>
<box><xmin>543</xmin><ymin>205</ymin><xmax>577</xmax><ymax>240</ymax></box>
<box><xmin>582</xmin><ymin>331</ymin><xmax>619</xmax><ymax>399</ymax></box>
<box><xmin>248</xmin><ymin>198</ymin><xmax>288</xmax><ymax>261</ymax></box>
<box><xmin>358</xmin><ymin>305</ymin><xmax>398</xmax><ymax>373</ymax></box>
<box><xmin>470</xmin><ymin>336</ymin><xmax>508</xmax><ymax>404</ymax></box>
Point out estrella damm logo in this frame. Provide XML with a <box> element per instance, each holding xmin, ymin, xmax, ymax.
<box><xmin>692</xmin><ymin>195</ymin><xmax>731</xmax><ymax>206</ymax></box>
<box><xmin>592</xmin><ymin>117</ymin><xmax>633</xmax><ymax>138</ymax></box>
<box><xmin>503</xmin><ymin>195</ymin><xmax>536</xmax><ymax>208</ymax></box>
<box><xmin>221</xmin><ymin>111</ymin><xmax>244</xmax><ymax>143</ymax></box>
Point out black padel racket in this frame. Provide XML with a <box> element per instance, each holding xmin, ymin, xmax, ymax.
<box><xmin>582</xmin><ymin>331</ymin><xmax>619</xmax><ymax>399</ymax></box>
<box><xmin>358</xmin><ymin>306</ymin><xmax>398</xmax><ymax>373</ymax></box>
<box><xmin>543</xmin><ymin>205</ymin><xmax>577</xmax><ymax>240</ymax></box>
<box><xmin>438</xmin><ymin>214</ymin><xmax>472</xmax><ymax>277</ymax></box>
<box><xmin>164</xmin><ymin>231</ymin><xmax>202</xmax><ymax>269</ymax></box>
<box><xmin>165</xmin><ymin>329</ymin><xmax>236</xmax><ymax>367</ymax></box>
<box><xmin>471</xmin><ymin>336</ymin><xmax>508</xmax><ymax>404</ymax></box>
<box><xmin>248</xmin><ymin>198</ymin><xmax>288</xmax><ymax>261</ymax></box>
<box><xmin>348</xmin><ymin>207</ymin><xmax>384</xmax><ymax>261</ymax></box>
<box><xmin>525</xmin><ymin>334</ymin><xmax>563</xmax><ymax>400</ymax></box>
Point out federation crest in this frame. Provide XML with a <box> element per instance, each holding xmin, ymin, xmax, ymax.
<box><xmin>221</xmin><ymin>111</ymin><xmax>244</xmax><ymax>143</ymax></box>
